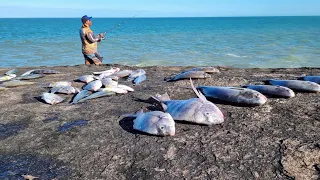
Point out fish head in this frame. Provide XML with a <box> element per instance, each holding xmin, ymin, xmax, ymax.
<box><xmin>156</xmin><ymin>113</ymin><xmax>175</xmax><ymax>136</ymax></box>
<box><xmin>194</xmin><ymin>102</ymin><xmax>224</xmax><ymax>125</ymax></box>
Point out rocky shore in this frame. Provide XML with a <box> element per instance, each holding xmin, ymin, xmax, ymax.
<box><xmin>0</xmin><ymin>64</ymin><xmax>319</xmax><ymax>180</ymax></box>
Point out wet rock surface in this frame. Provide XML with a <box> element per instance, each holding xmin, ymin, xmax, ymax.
<box><xmin>0</xmin><ymin>65</ymin><xmax>319</xmax><ymax>179</ymax></box>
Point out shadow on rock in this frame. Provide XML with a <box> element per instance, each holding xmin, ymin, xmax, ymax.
<box><xmin>58</xmin><ymin>120</ymin><xmax>89</xmax><ymax>133</ymax></box>
<box><xmin>0</xmin><ymin>154</ymin><xmax>70</xmax><ymax>179</ymax></box>
<box><xmin>0</xmin><ymin>121</ymin><xmax>29</xmax><ymax>140</ymax></box>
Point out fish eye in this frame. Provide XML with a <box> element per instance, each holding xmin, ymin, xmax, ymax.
<box><xmin>160</xmin><ymin>126</ymin><xmax>165</xmax><ymax>129</ymax></box>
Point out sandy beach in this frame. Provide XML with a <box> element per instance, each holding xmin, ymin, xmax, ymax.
<box><xmin>0</xmin><ymin>64</ymin><xmax>319</xmax><ymax>179</ymax></box>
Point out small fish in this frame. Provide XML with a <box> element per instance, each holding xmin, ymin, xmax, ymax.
<box><xmin>197</xmin><ymin>86</ymin><xmax>267</xmax><ymax>106</ymax></box>
<box><xmin>101</xmin><ymin>77</ymin><xmax>118</xmax><ymax>87</ymax></box>
<box><xmin>99</xmin><ymin>86</ymin><xmax>128</xmax><ymax>94</ymax></box>
<box><xmin>41</xmin><ymin>92</ymin><xmax>65</xmax><ymax>105</ymax></box>
<box><xmin>243</xmin><ymin>85</ymin><xmax>295</xmax><ymax>98</ymax></box>
<box><xmin>50</xmin><ymin>85</ymin><xmax>77</xmax><ymax>94</ymax></box>
<box><xmin>2</xmin><ymin>80</ymin><xmax>36</xmax><ymax>87</ymax></box>
<box><xmin>133</xmin><ymin>74</ymin><xmax>146</xmax><ymax>84</ymax></box>
<box><xmin>166</xmin><ymin>71</ymin><xmax>211</xmax><ymax>81</ymax></box>
<box><xmin>117</xmin><ymin>84</ymin><xmax>134</xmax><ymax>92</ymax></box>
<box><xmin>114</xmin><ymin>70</ymin><xmax>133</xmax><ymax>78</ymax></box>
<box><xmin>22</xmin><ymin>174</ymin><xmax>39</xmax><ymax>180</ymax></box>
<box><xmin>127</xmin><ymin>69</ymin><xmax>146</xmax><ymax>81</ymax></box>
<box><xmin>21</xmin><ymin>70</ymin><xmax>36</xmax><ymax>77</ymax></box>
<box><xmin>76</xmin><ymin>75</ymin><xmax>96</xmax><ymax>83</ymax></box>
<box><xmin>125</xmin><ymin>109</ymin><xmax>175</xmax><ymax>136</ymax></box>
<box><xmin>0</xmin><ymin>74</ymin><xmax>16</xmax><ymax>82</ymax></box>
<box><xmin>93</xmin><ymin>67</ymin><xmax>120</xmax><ymax>75</ymax></box>
<box><xmin>72</xmin><ymin>90</ymin><xmax>90</xmax><ymax>104</ymax></box>
<box><xmin>78</xmin><ymin>91</ymin><xmax>115</xmax><ymax>103</ymax></box>
<box><xmin>267</xmin><ymin>79</ymin><xmax>320</xmax><ymax>93</ymax></box>
<box><xmin>152</xmin><ymin>79</ymin><xmax>224</xmax><ymax>125</ymax></box>
<box><xmin>17</xmin><ymin>74</ymin><xmax>45</xmax><ymax>80</ymax></box>
<box><xmin>30</xmin><ymin>69</ymin><xmax>60</xmax><ymax>74</ymax></box>
<box><xmin>186</xmin><ymin>67</ymin><xmax>220</xmax><ymax>73</ymax></box>
<box><xmin>83</xmin><ymin>80</ymin><xmax>102</xmax><ymax>91</ymax></box>
<box><xmin>45</xmin><ymin>81</ymin><xmax>72</xmax><ymax>88</ymax></box>
<box><xmin>4</xmin><ymin>68</ymin><xmax>18</xmax><ymax>75</ymax></box>
<box><xmin>298</xmin><ymin>76</ymin><xmax>320</xmax><ymax>84</ymax></box>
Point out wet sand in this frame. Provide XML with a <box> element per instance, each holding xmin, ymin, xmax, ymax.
<box><xmin>0</xmin><ymin>64</ymin><xmax>319</xmax><ymax>180</ymax></box>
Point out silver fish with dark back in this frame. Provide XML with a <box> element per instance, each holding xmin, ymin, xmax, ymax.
<box><xmin>242</xmin><ymin>85</ymin><xmax>295</xmax><ymax>98</ymax></box>
<box><xmin>267</xmin><ymin>79</ymin><xmax>320</xmax><ymax>92</ymax></box>
<box><xmin>166</xmin><ymin>71</ymin><xmax>211</xmax><ymax>82</ymax></box>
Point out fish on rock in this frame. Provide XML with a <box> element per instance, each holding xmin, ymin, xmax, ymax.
<box><xmin>71</xmin><ymin>90</ymin><xmax>90</xmax><ymax>104</ymax></box>
<box><xmin>0</xmin><ymin>74</ymin><xmax>16</xmax><ymax>82</ymax></box>
<box><xmin>117</xmin><ymin>84</ymin><xmax>134</xmax><ymax>92</ymax></box>
<box><xmin>197</xmin><ymin>86</ymin><xmax>267</xmax><ymax>106</ymax></box>
<box><xmin>83</xmin><ymin>80</ymin><xmax>102</xmax><ymax>91</ymax></box>
<box><xmin>99</xmin><ymin>86</ymin><xmax>128</xmax><ymax>94</ymax></box>
<box><xmin>152</xmin><ymin>79</ymin><xmax>224</xmax><ymax>125</ymax></box>
<box><xmin>4</xmin><ymin>69</ymin><xmax>18</xmax><ymax>75</ymax></box>
<box><xmin>242</xmin><ymin>85</ymin><xmax>295</xmax><ymax>98</ymax></box>
<box><xmin>101</xmin><ymin>77</ymin><xmax>118</xmax><ymax>87</ymax></box>
<box><xmin>50</xmin><ymin>85</ymin><xmax>78</xmax><ymax>94</ymax></box>
<box><xmin>76</xmin><ymin>75</ymin><xmax>96</xmax><ymax>83</ymax></box>
<box><xmin>41</xmin><ymin>92</ymin><xmax>65</xmax><ymax>105</ymax></box>
<box><xmin>2</xmin><ymin>80</ymin><xmax>36</xmax><ymax>87</ymax></box>
<box><xmin>186</xmin><ymin>67</ymin><xmax>220</xmax><ymax>74</ymax></box>
<box><xmin>114</xmin><ymin>70</ymin><xmax>133</xmax><ymax>78</ymax></box>
<box><xmin>17</xmin><ymin>74</ymin><xmax>45</xmax><ymax>80</ymax></box>
<box><xmin>133</xmin><ymin>74</ymin><xmax>147</xmax><ymax>84</ymax></box>
<box><xmin>93</xmin><ymin>67</ymin><xmax>120</xmax><ymax>75</ymax></box>
<box><xmin>77</xmin><ymin>91</ymin><xmax>115</xmax><ymax>103</ymax></box>
<box><xmin>267</xmin><ymin>79</ymin><xmax>320</xmax><ymax>93</ymax></box>
<box><xmin>45</xmin><ymin>81</ymin><xmax>72</xmax><ymax>88</ymax></box>
<box><xmin>166</xmin><ymin>71</ymin><xmax>211</xmax><ymax>82</ymax></box>
<box><xmin>30</xmin><ymin>69</ymin><xmax>60</xmax><ymax>74</ymax></box>
<box><xmin>298</xmin><ymin>76</ymin><xmax>320</xmax><ymax>84</ymax></box>
<box><xmin>127</xmin><ymin>69</ymin><xmax>146</xmax><ymax>81</ymax></box>
<box><xmin>125</xmin><ymin>109</ymin><xmax>175</xmax><ymax>136</ymax></box>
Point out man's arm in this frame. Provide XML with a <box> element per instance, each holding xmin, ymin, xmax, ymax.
<box><xmin>87</xmin><ymin>32</ymin><xmax>102</xmax><ymax>43</ymax></box>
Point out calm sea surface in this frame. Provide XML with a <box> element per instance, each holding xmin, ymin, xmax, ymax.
<box><xmin>0</xmin><ymin>17</ymin><xmax>319</xmax><ymax>68</ymax></box>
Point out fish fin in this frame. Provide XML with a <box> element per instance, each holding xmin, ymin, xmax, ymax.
<box><xmin>189</xmin><ymin>78</ymin><xmax>207</xmax><ymax>102</ymax></box>
<box><xmin>151</xmin><ymin>94</ymin><xmax>168</xmax><ymax>111</ymax></box>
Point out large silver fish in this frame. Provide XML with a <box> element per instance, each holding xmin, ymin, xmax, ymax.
<box><xmin>153</xmin><ymin>79</ymin><xmax>224</xmax><ymax>125</ymax></box>
<box><xmin>99</xmin><ymin>87</ymin><xmax>128</xmax><ymax>94</ymax></box>
<box><xmin>2</xmin><ymin>80</ymin><xmax>36</xmax><ymax>87</ymax></box>
<box><xmin>114</xmin><ymin>70</ymin><xmax>133</xmax><ymax>78</ymax></box>
<box><xmin>4</xmin><ymin>69</ymin><xmax>18</xmax><ymax>75</ymax></box>
<box><xmin>186</xmin><ymin>67</ymin><xmax>220</xmax><ymax>73</ymax></box>
<box><xmin>77</xmin><ymin>91</ymin><xmax>115</xmax><ymax>103</ymax></box>
<box><xmin>50</xmin><ymin>85</ymin><xmax>78</xmax><ymax>94</ymax></box>
<box><xmin>30</xmin><ymin>69</ymin><xmax>60</xmax><ymax>74</ymax></box>
<box><xmin>166</xmin><ymin>71</ymin><xmax>211</xmax><ymax>82</ymax></box>
<box><xmin>127</xmin><ymin>69</ymin><xmax>146</xmax><ymax>81</ymax></box>
<box><xmin>17</xmin><ymin>74</ymin><xmax>45</xmax><ymax>80</ymax></box>
<box><xmin>83</xmin><ymin>80</ymin><xmax>102</xmax><ymax>91</ymax></box>
<box><xmin>0</xmin><ymin>74</ymin><xmax>16</xmax><ymax>82</ymax></box>
<box><xmin>101</xmin><ymin>78</ymin><xmax>118</xmax><ymax>87</ymax></box>
<box><xmin>45</xmin><ymin>81</ymin><xmax>72</xmax><ymax>88</ymax></box>
<box><xmin>126</xmin><ymin>110</ymin><xmax>175</xmax><ymax>136</ymax></box>
<box><xmin>72</xmin><ymin>90</ymin><xmax>90</xmax><ymax>104</ymax></box>
<box><xmin>76</xmin><ymin>75</ymin><xmax>96</xmax><ymax>83</ymax></box>
<box><xmin>267</xmin><ymin>79</ymin><xmax>320</xmax><ymax>93</ymax></box>
<box><xmin>41</xmin><ymin>92</ymin><xmax>65</xmax><ymax>105</ymax></box>
<box><xmin>243</xmin><ymin>85</ymin><xmax>295</xmax><ymax>98</ymax></box>
<box><xmin>197</xmin><ymin>86</ymin><xmax>267</xmax><ymax>106</ymax></box>
<box><xmin>298</xmin><ymin>76</ymin><xmax>320</xmax><ymax>84</ymax></box>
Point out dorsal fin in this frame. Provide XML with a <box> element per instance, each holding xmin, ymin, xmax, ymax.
<box><xmin>189</xmin><ymin>78</ymin><xmax>207</xmax><ymax>102</ymax></box>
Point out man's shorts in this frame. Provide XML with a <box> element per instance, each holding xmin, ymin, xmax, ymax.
<box><xmin>83</xmin><ymin>53</ymin><xmax>103</xmax><ymax>65</ymax></box>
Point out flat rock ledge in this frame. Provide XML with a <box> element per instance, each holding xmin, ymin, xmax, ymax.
<box><xmin>0</xmin><ymin>64</ymin><xmax>319</xmax><ymax>180</ymax></box>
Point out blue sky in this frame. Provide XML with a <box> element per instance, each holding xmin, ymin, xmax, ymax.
<box><xmin>1</xmin><ymin>0</ymin><xmax>319</xmax><ymax>17</ymax></box>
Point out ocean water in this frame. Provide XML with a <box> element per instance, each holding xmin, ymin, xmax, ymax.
<box><xmin>0</xmin><ymin>16</ymin><xmax>319</xmax><ymax>68</ymax></box>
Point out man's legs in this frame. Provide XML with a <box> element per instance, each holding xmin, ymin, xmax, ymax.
<box><xmin>83</xmin><ymin>53</ymin><xmax>103</xmax><ymax>65</ymax></box>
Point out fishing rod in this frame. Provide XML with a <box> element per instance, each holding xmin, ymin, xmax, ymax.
<box><xmin>101</xmin><ymin>13</ymin><xmax>139</xmax><ymax>39</ymax></box>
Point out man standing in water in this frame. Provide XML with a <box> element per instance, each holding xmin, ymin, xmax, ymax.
<box><xmin>80</xmin><ymin>15</ymin><xmax>105</xmax><ymax>65</ymax></box>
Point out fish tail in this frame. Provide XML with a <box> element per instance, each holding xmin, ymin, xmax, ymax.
<box><xmin>151</xmin><ymin>94</ymin><xmax>168</xmax><ymax>111</ymax></box>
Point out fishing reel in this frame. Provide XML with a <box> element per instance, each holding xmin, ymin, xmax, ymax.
<box><xmin>100</xmin><ymin>32</ymin><xmax>106</xmax><ymax>40</ymax></box>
